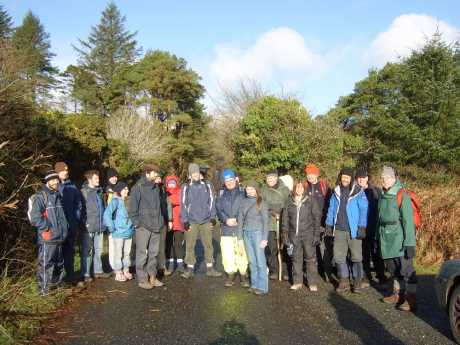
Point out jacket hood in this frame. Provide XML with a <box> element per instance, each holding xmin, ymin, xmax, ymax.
<box><xmin>382</xmin><ymin>180</ymin><xmax>403</xmax><ymax>197</ymax></box>
<box><xmin>165</xmin><ymin>175</ymin><xmax>180</xmax><ymax>193</ymax></box>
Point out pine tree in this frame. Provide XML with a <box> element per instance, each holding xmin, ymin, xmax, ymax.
<box><xmin>0</xmin><ymin>5</ymin><xmax>13</xmax><ymax>39</ymax></box>
<box><xmin>11</xmin><ymin>11</ymin><xmax>56</xmax><ymax>102</ymax></box>
<box><xmin>72</xmin><ymin>1</ymin><xmax>139</xmax><ymax>115</ymax></box>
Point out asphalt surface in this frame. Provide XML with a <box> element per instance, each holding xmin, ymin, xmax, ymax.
<box><xmin>38</xmin><ymin>269</ymin><xmax>455</xmax><ymax>345</ymax></box>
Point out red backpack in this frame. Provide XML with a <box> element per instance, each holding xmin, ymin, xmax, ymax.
<box><xmin>396</xmin><ymin>189</ymin><xmax>422</xmax><ymax>230</ymax></box>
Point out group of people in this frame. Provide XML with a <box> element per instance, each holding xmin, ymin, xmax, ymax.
<box><xmin>28</xmin><ymin>160</ymin><xmax>418</xmax><ymax>312</ymax></box>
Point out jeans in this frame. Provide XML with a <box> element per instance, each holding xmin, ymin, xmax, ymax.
<box><xmin>244</xmin><ymin>230</ymin><xmax>268</xmax><ymax>293</ymax></box>
<box><xmin>333</xmin><ymin>230</ymin><xmax>363</xmax><ymax>280</ymax></box>
<box><xmin>135</xmin><ymin>227</ymin><xmax>161</xmax><ymax>283</ymax></box>
<box><xmin>221</xmin><ymin>236</ymin><xmax>248</xmax><ymax>275</ymax></box>
<box><xmin>80</xmin><ymin>231</ymin><xmax>104</xmax><ymax>277</ymax></box>
<box><xmin>110</xmin><ymin>237</ymin><xmax>132</xmax><ymax>272</ymax></box>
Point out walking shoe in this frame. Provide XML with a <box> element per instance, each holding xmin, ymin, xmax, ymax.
<box><xmin>382</xmin><ymin>290</ymin><xmax>404</xmax><ymax>305</ymax></box>
<box><xmin>206</xmin><ymin>267</ymin><xmax>223</xmax><ymax>277</ymax></box>
<box><xmin>177</xmin><ymin>262</ymin><xmax>185</xmax><ymax>273</ymax></box>
<box><xmin>240</xmin><ymin>274</ymin><xmax>250</xmax><ymax>288</ymax></box>
<box><xmin>83</xmin><ymin>276</ymin><xmax>93</xmax><ymax>283</ymax></box>
<box><xmin>253</xmin><ymin>289</ymin><xmax>268</xmax><ymax>296</ymax></box>
<box><xmin>247</xmin><ymin>287</ymin><xmax>256</xmax><ymax>294</ymax></box>
<box><xmin>269</xmin><ymin>273</ymin><xmax>278</xmax><ymax>280</ymax></box>
<box><xmin>94</xmin><ymin>272</ymin><xmax>112</xmax><ymax>279</ymax></box>
<box><xmin>290</xmin><ymin>284</ymin><xmax>303</xmax><ymax>291</ymax></box>
<box><xmin>397</xmin><ymin>293</ymin><xmax>417</xmax><ymax>312</ymax></box>
<box><xmin>224</xmin><ymin>273</ymin><xmax>235</xmax><ymax>287</ymax></box>
<box><xmin>360</xmin><ymin>278</ymin><xmax>370</xmax><ymax>289</ymax></box>
<box><xmin>309</xmin><ymin>285</ymin><xmax>318</xmax><ymax>292</ymax></box>
<box><xmin>164</xmin><ymin>268</ymin><xmax>173</xmax><ymax>277</ymax></box>
<box><xmin>115</xmin><ymin>272</ymin><xmax>127</xmax><ymax>282</ymax></box>
<box><xmin>282</xmin><ymin>274</ymin><xmax>289</xmax><ymax>281</ymax></box>
<box><xmin>123</xmin><ymin>271</ymin><xmax>134</xmax><ymax>280</ymax></box>
<box><xmin>181</xmin><ymin>267</ymin><xmax>194</xmax><ymax>279</ymax></box>
<box><xmin>336</xmin><ymin>279</ymin><xmax>350</xmax><ymax>292</ymax></box>
<box><xmin>353</xmin><ymin>280</ymin><xmax>363</xmax><ymax>292</ymax></box>
<box><xmin>149</xmin><ymin>277</ymin><xmax>164</xmax><ymax>287</ymax></box>
<box><xmin>138</xmin><ymin>282</ymin><xmax>154</xmax><ymax>290</ymax></box>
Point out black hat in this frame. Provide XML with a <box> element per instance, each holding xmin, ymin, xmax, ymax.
<box><xmin>113</xmin><ymin>181</ymin><xmax>128</xmax><ymax>194</ymax></box>
<box><xmin>340</xmin><ymin>167</ymin><xmax>354</xmax><ymax>177</ymax></box>
<box><xmin>355</xmin><ymin>167</ymin><xmax>368</xmax><ymax>178</ymax></box>
<box><xmin>265</xmin><ymin>170</ymin><xmax>278</xmax><ymax>177</ymax></box>
<box><xmin>107</xmin><ymin>168</ymin><xmax>118</xmax><ymax>179</ymax></box>
<box><xmin>44</xmin><ymin>170</ymin><xmax>59</xmax><ymax>183</ymax></box>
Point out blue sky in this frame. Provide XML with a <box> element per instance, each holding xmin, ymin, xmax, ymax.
<box><xmin>3</xmin><ymin>1</ymin><xmax>459</xmax><ymax>115</ymax></box>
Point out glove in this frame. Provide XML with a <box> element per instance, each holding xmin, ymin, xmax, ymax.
<box><xmin>41</xmin><ymin>229</ymin><xmax>52</xmax><ymax>241</ymax></box>
<box><xmin>324</xmin><ymin>226</ymin><xmax>334</xmax><ymax>237</ymax></box>
<box><xmin>356</xmin><ymin>227</ymin><xmax>367</xmax><ymax>240</ymax></box>
<box><xmin>183</xmin><ymin>222</ymin><xmax>190</xmax><ymax>231</ymax></box>
<box><xmin>404</xmin><ymin>246</ymin><xmax>416</xmax><ymax>259</ymax></box>
<box><xmin>210</xmin><ymin>219</ymin><xmax>217</xmax><ymax>227</ymax></box>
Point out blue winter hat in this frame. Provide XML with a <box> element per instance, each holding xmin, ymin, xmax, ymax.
<box><xmin>222</xmin><ymin>168</ymin><xmax>236</xmax><ymax>181</ymax></box>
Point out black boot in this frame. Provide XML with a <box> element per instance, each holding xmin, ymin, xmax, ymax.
<box><xmin>240</xmin><ymin>273</ymin><xmax>250</xmax><ymax>288</ymax></box>
<box><xmin>225</xmin><ymin>273</ymin><xmax>235</xmax><ymax>287</ymax></box>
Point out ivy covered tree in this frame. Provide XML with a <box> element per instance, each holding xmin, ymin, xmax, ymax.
<box><xmin>71</xmin><ymin>1</ymin><xmax>139</xmax><ymax>115</ymax></box>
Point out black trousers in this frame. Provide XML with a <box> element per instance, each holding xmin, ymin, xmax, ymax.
<box><xmin>165</xmin><ymin>230</ymin><xmax>185</xmax><ymax>262</ymax></box>
<box><xmin>37</xmin><ymin>241</ymin><xmax>64</xmax><ymax>295</ymax></box>
<box><xmin>266</xmin><ymin>231</ymin><xmax>288</xmax><ymax>276</ymax></box>
<box><xmin>293</xmin><ymin>238</ymin><xmax>318</xmax><ymax>285</ymax></box>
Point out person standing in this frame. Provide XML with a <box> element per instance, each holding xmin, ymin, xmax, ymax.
<box><xmin>216</xmin><ymin>169</ymin><xmax>248</xmax><ymax>287</ymax></box>
<box><xmin>153</xmin><ymin>172</ymin><xmax>170</xmax><ymax>277</ymax></box>
<box><xmin>261</xmin><ymin>170</ymin><xmax>290</xmax><ymax>280</ymax></box>
<box><xmin>80</xmin><ymin>170</ymin><xmax>110</xmax><ymax>282</ymax></box>
<box><xmin>325</xmin><ymin>167</ymin><xmax>369</xmax><ymax>292</ymax></box>
<box><xmin>282</xmin><ymin>182</ymin><xmax>322</xmax><ymax>291</ymax></box>
<box><xmin>55</xmin><ymin>162</ymin><xmax>82</xmax><ymax>283</ymax></box>
<box><xmin>180</xmin><ymin>163</ymin><xmax>221</xmax><ymax>279</ymax></box>
<box><xmin>104</xmin><ymin>168</ymin><xmax>118</xmax><ymax>274</ymax></box>
<box><xmin>378</xmin><ymin>166</ymin><xmax>417</xmax><ymax>312</ymax></box>
<box><xmin>238</xmin><ymin>180</ymin><xmax>269</xmax><ymax>295</ymax></box>
<box><xmin>28</xmin><ymin>171</ymin><xmax>69</xmax><ymax>295</ymax></box>
<box><xmin>129</xmin><ymin>164</ymin><xmax>168</xmax><ymax>289</ymax></box>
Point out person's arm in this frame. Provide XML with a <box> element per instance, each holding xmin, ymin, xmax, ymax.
<box><xmin>236</xmin><ymin>201</ymin><xmax>245</xmax><ymax>239</ymax></box>
<box><xmin>261</xmin><ymin>203</ymin><xmax>270</xmax><ymax>241</ymax></box>
<box><xmin>208</xmin><ymin>183</ymin><xmax>217</xmax><ymax>220</ymax></box>
<box><xmin>29</xmin><ymin>193</ymin><xmax>49</xmax><ymax>236</ymax></box>
<box><xmin>128</xmin><ymin>184</ymin><xmax>141</xmax><ymax>228</ymax></box>
<box><xmin>215</xmin><ymin>196</ymin><xmax>229</xmax><ymax>224</ymax></box>
<box><xmin>357</xmin><ymin>190</ymin><xmax>369</xmax><ymax>229</ymax></box>
<box><xmin>75</xmin><ymin>186</ymin><xmax>83</xmax><ymax>224</ymax></box>
<box><xmin>325</xmin><ymin>195</ymin><xmax>336</xmax><ymax>227</ymax></box>
<box><xmin>103</xmin><ymin>198</ymin><xmax>116</xmax><ymax>233</ymax></box>
<box><xmin>180</xmin><ymin>185</ymin><xmax>189</xmax><ymax>224</ymax></box>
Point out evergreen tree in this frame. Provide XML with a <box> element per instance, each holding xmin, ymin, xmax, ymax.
<box><xmin>0</xmin><ymin>5</ymin><xmax>13</xmax><ymax>39</ymax></box>
<box><xmin>11</xmin><ymin>11</ymin><xmax>56</xmax><ymax>102</ymax></box>
<box><xmin>72</xmin><ymin>1</ymin><xmax>139</xmax><ymax>115</ymax></box>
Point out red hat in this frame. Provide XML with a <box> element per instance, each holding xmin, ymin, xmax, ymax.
<box><xmin>305</xmin><ymin>164</ymin><xmax>320</xmax><ymax>176</ymax></box>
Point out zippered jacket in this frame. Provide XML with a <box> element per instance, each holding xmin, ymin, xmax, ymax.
<box><xmin>216</xmin><ymin>186</ymin><xmax>244</xmax><ymax>236</ymax></box>
<box><xmin>103</xmin><ymin>196</ymin><xmax>134</xmax><ymax>239</ymax></box>
<box><xmin>180</xmin><ymin>180</ymin><xmax>216</xmax><ymax>225</ymax></box>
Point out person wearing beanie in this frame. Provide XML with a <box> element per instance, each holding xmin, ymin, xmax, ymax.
<box><xmin>55</xmin><ymin>162</ymin><xmax>83</xmax><ymax>284</ymax></box>
<box><xmin>355</xmin><ymin>167</ymin><xmax>385</xmax><ymax>287</ymax></box>
<box><xmin>325</xmin><ymin>167</ymin><xmax>369</xmax><ymax>293</ymax></box>
<box><xmin>304</xmin><ymin>163</ymin><xmax>333</xmax><ymax>282</ymax></box>
<box><xmin>180</xmin><ymin>163</ymin><xmax>221</xmax><ymax>279</ymax></box>
<box><xmin>103</xmin><ymin>181</ymin><xmax>134</xmax><ymax>282</ymax></box>
<box><xmin>261</xmin><ymin>169</ymin><xmax>290</xmax><ymax>281</ymax></box>
<box><xmin>378</xmin><ymin>166</ymin><xmax>417</xmax><ymax>312</ymax></box>
<box><xmin>216</xmin><ymin>169</ymin><xmax>248</xmax><ymax>288</ymax></box>
<box><xmin>238</xmin><ymin>180</ymin><xmax>269</xmax><ymax>295</ymax></box>
<box><xmin>129</xmin><ymin>164</ymin><xmax>168</xmax><ymax>289</ymax></box>
<box><xmin>28</xmin><ymin>171</ymin><xmax>69</xmax><ymax>295</ymax></box>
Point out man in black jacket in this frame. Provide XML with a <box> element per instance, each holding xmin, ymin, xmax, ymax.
<box><xmin>129</xmin><ymin>164</ymin><xmax>168</xmax><ymax>289</ymax></box>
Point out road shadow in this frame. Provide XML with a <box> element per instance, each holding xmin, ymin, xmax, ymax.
<box><xmin>329</xmin><ymin>292</ymin><xmax>405</xmax><ymax>345</ymax></box>
<box><xmin>209</xmin><ymin>320</ymin><xmax>260</xmax><ymax>345</ymax></box>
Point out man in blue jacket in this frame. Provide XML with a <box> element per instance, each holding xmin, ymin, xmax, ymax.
<box><xmin>180</xmin><ymin>163</ymin><xmax>221</xmax><ymax>279</ymax></box>
<box><xmin>325</xmin><ymin>167</ymin><xmax>369</xmax><ymax>292</ymax></box>
<box><xmin>55</xmin><ymin>162</ymin><xmax>82</xmax><ymax>283</ymax></box>
<box><xmin>28</xmin><ymin>171</ymin><xmax>69</xmax><ymax>295</ymax></box>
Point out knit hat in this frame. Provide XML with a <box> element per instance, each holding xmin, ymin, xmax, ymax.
<box><xmin>304</xmin><ymin>164</ymin><xmax>320</xmax><ymax>176</ymax></box>
<box><xmin>107</xmin><ymin>168</ymin><xmax>118</xmax><ymax>180</ymax></box>
<box><xmin>265</xmin><ymin>170</ymin><xmax>278</xmax><ymax>177</ymax></box>
<box><xmin>340</xmin><ymin>167</ymin><xmax>354</xmax><ymax>177</ymax></box>
<box><xmin>188</xmin><ymin>163</ymin><xmax>200</xmax><ymax>176</ymax></box>
<box><xmin>381</xmin><ymin>166</ymin><xmax>396</xmax><ymax>179</ymax></box>
<box><xmin>199</xmin><ymin>165</ymin><xmax>209</xmax><ymax>174</ymax></box>
<box><xmin>113</xmin><ymin>181</ymin><xmax>128</xmax><ymax>194</ymax></box>
<box><xmin>54</xmin><ymin>162</ymin><xmax>68</xmax><ymax>173</ymax></box>
<box><xmin>245</xmin><ymin>180</ymin><xmax>261</xmax><ymax>194</ymax></box>
<box><xmin>44</xmin><ymin>170</ymin><xmax>59</xmax><ymax>183</ymax></box>
<box><xmin>355</xmin><ymin>167</ymin><xmax>368</xmax><ymax>178</ymax></box>
<box><xmin>222</xmin><ymin>168</ymin><xmax>236</xmax><ymax>181</ymax></box>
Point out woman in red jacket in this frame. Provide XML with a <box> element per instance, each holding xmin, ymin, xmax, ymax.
<box><xmin>165</xmin><ymin>176</ymin><xmax>185</xmax><ymax>274</ymax></box>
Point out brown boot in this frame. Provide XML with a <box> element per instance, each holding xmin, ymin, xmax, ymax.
<box><xmin>398</xmin><ymin>292</ymin><xmax>417</xmax><ymax>312</ymax></box>
<box><xmin>382</xmin><ymin>289</ymin><xmax>404</xmax><ymax>305</ymax></box>
<box><xmin>336</xmin><ymin>279</ymin><xmax>350</xmax><ymax>292</ymax></box>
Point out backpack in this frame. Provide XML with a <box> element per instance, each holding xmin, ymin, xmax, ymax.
<box><xmin>27</xmin><ymin>190</ymin><xmax>48</xmax><ymax>223</ymax></box>
<box><xmin>396</xmin><ymin>189</ymin><xmax>422</xmax><ymax>230</ymax></box>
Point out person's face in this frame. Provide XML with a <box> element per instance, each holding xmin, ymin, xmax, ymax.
<box><xmin>58</xmin><ymin>170</ymin><xmax>69</xmax><ymax>181</ymax></box>
<box><xmin>356</xmin><ymin>176</ymin><xmax>369</xmax><ymax>188</ymax></box>
<box><xmin>47</xmin><ymin>178</ymin><xmax>59</xmax><ymax>191</ymax></box>
<box><xmin>88</xmin><ymin>174</ymin><xmax>100</xmax><ymax>187</ymax></box>
<box><xmin>146</xmin><ymin>171</ymin><xmax>157</xmax><ymax>182</ymax></box>
<box><xmin>381</xmin><ymin>176</ymin><xmax>396</xmax><ymax>190</ymax></box>
<box><xmin>306</xmin><ymin>173</ymin><xmax>318</xmax><ymax>184</ymax></box>
<box><xmin>191</xmin><ymin>172</ymin><xmax>201</xmax><ymax>182</ymax></box>
<box><xmin>224</xmin><ymin>178</ymin><xmax>236</xmax><ymax>190</ymax></box>
<box><xmin>246</xmin><ymin>186</ymin><xmax>257</xmax><ymax>197</ymax></box>
<box><xmin>154</xmin><ymin>176</ymin><xmax>162</xmax><ymax>184</ymax></box>
<box><xmin>120</xmin><ymin>187</ymin><xmax>129</xmax><ymax>198</ymax></box>
<box><xmin>294</xmin><ymin>183</ymin><xmax>304</xmax><ymax>197</ymax></box>
<box><xmin>109</xmin><ymin>176</ymin><xmax>118</xmax><ymax>185</ymax></box>
<box><xmin>167</xmin><ymin>181</ymin><xmax>177</xmax><ymax>189</ymax></box>
<box><xmin>341</xmin><ymin>175</ymin><xmax>351</xmax><ymax>187</ymax></box>
<box><xmin>266</xmin><ymin>175</ymin><xmax>278</xmax><ymax>187</ymax></box>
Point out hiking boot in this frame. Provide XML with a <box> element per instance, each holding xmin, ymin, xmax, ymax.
<box><xmin>181</xmin><ymin>267</ymin><xmax>194</xmax><ymax>279</ymax></box>
<box><xmin>149</xmin><ymin>277</ymin><xmax>164</xmax><ymax>287</ymax></box>
<box><xmin>269</xmin><ymin>273</ymin><xmax>278</xmax><ymax>280</ymax></box>
<box><xmin>206</xmin><ymin>267</ymin><xmax>223</xmax><ymax>277</ymax></box>
<box><xmin>163</xmin><ymin>268</ymin><xmax>173</xmax><ymax>277</ymax></box>
<box><xmin>177</xmin><ymin>262</ymin><xmax>185</xmax><ymax>273</ymax></box>
<box><xmin>382</xmin><ymin>290</ymin><xmax>403</xmax><ymax>305</ymax></box>
<box><xmin>398</xmin><ymin>293</ymin><xmax>417</xmax><ymax>312</ymax></box>
<box><xmin>282</xmin><ymin>274</ymin><xmax>289</xmax><ymax>281</ymax></box>
<box><xmin>360</xmin><ymin>278</ymin><xmax>370</xmax><ymax>289</ymax></box>
<box><xmin>353</xmin><ymin>279</ymin><xmax>363</xmax><ymax>292</ymax></box>
<box><xmin>240</xmin><ymin>274</ymin><xmax>250</xmax><ymax>288</ymax></box>
<box><xmin>138</xmin><ymin>282</ymin><xmax>154</xmax><ymax>290</ymax></box>
<box><xmin>224</xmin><ymin>273</ymin><xmax>235</xmax><ymax>287</ymax></box>
<box><xmin>254</xmin><ymin>289</ymin><xmax>268</xmax><ymax>296</ymax></box>
<box><xmin>247</xmin><ymin>287</ymin><xmax>256</xmax><ymax>294</ymax></box>
<box><xmin>94</xmin><ymin>272</ymin><xmax>112</xmax><ymax>279</ymax></box>
<box><xmin>336</xmin><ymin>279</ymin><xmax>350</xmax><ymax>292</ymax></box>
<box><xmin>83</xmin><ymin>276</ymin><xmax>93</xmax><ymax>283</ymax></box>
<box><xmin>290</xmin><ymin>284</ymin><xmax>303</xmax><ymax>291</ymax></box>
<box><xmin>309</xmin><ymin>285</ymin><xmax>318</xmax><ymax>292</ymax></box>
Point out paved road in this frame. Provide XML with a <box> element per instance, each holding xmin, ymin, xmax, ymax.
<box><xmin>39</xmin><ymin>273</ymin><xmax>454</xmax><ymax>345</ymax></box>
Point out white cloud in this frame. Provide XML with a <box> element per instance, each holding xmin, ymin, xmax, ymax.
<box><xmin>366</xmin><ymin>14</ymin><xmax>459</xmax><ymax>66</ymax></box>
<box><xmin>210</xmin><ymin>27</ymin><xmax>325</xmax><ymax>87</ymax></box>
